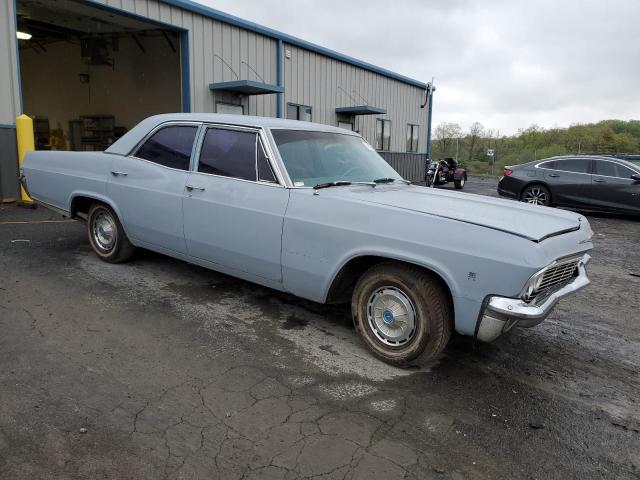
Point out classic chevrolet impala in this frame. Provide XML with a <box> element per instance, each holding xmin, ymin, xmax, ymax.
<box><xmin>23</xmin><ymin>114</ymin><xmax>593</xmax><ymax>366</ymax></box>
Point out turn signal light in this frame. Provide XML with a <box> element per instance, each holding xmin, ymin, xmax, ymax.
<box><xmin>503</xmin><ymin>168</ymin><xmax>513</xmax><ymax>176</ymax></box>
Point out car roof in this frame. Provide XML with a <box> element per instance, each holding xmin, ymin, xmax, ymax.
<box><xmin>537</xmin><ymin>155</ymin><xmax>639</xmax><ymax>170</ymax></box>
<box><xmin>107</xmin><ymin>113</ymin><xmax>358</xmax><ymax>155</ymax></box>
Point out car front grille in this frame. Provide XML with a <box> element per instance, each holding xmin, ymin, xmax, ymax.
<box><xmin>523</xmin><ymin>257</ymin><xmax>581</xmax><ymax>303</ymax></box>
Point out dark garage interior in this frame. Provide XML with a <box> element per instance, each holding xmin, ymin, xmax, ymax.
<box><xmin>16</xmin><ymin>0</ymin><xmax>183</xmax><ymax>151</ymax></box>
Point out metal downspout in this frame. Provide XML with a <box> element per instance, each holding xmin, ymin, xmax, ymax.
<box><xmin>276</xmin><ymin>39</ymin><xmax>284</xmax><ymax>118</ymax></box>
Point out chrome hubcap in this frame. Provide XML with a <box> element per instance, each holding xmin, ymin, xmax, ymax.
<box><xmin>523</xmin><ymin>187</ymin><xmax>548</xmax><ymax>205</ymax></box>
<box><xmin>92</xmin><ymin>211</ymin><xmax>116</xmax><ymax>251</ymax></box>
<box><xmin>367</xmin><ymin>286</ymin><xmax>416</xmax><ymax>346</ymax></box>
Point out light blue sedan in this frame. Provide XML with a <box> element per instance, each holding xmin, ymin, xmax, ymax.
<box><xmin>23</xmin><ymin>114</ymin><xmax>593</xmax><ymax>366</ymax></box>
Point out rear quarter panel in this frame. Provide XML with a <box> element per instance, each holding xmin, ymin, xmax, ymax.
<box><xmin>23</xmin><ymin>151</ymin><xmax>114</xmax><ymax>212</ymax></box>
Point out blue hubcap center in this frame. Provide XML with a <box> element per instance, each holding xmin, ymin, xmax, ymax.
<box><xmin>382</xmin><ymin>310</ymin><xmax>394</xmax><ymax>325</ymax></box>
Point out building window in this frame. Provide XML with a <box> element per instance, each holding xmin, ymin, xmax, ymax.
<box><xmin>407</xmin><ymin>124</ymin><xmax>419</xmax><ymax>152</ymax></box>
<box><xmin>287</xmin><ymin>103</ymin><xmax>312</xmax><ymax>122</ymax></box>
<box><xmin>376</xmin><ymin>119</ymin><xmax>391</xmax><ymax>151</ymax></box>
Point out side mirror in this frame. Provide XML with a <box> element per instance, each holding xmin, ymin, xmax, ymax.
<box><xmin>632</xmin><ymin>174</ymin><xmax>640</xmax><ymax>182</ymax></box>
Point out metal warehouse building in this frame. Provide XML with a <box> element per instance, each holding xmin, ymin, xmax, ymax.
<box><xmin>0</xmin><ymin>0</ymin><xmax>434</xmax><ymax>201</ymax></box>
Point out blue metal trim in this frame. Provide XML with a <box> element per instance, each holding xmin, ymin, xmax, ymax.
<box><xmin>0</xmin><ymin>124</ymin><xmax>17</xmax><ymax>129</ymax></box>
<box><xmin>209</xmin><ymin>80</ymin><xmax>284</xmax><ymax>95</ymax></box>
<box><xmin>335</xmin><ymin>105</ymin><xmax>386</xmax><ymax>115</ymax></box>
<box><xmin>276</xmin><ymin>39</ymin><xmax>284</xmax><ymax>118</ymax></box>
<box><xmin>159</xmin><ymin>0</ymin><xmax>427</xmax><ymax>89</ymax></box>
<box><xmin>181</xmin><ymin>32</ymin><xmax>191</xmax><ymax>112</ymax></box>
<box><xmin>13</xmin><ymin>0</ymin><xmax>23</xmax><ymax>114</ymax></box>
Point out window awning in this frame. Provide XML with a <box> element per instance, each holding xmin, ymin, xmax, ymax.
<box><xmin>208</xmin><ymin>80</ymin><xmax>284</xmax><ymax>95</ymax></box>
<box><xmin>335</xmin><ymin>105</ymin><xmax>386</xmax><ymax>115</ymax></box>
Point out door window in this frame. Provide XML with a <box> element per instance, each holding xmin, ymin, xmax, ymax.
<box><xmin>198</xmin><ymin>128</ymin><xmax>257</xmax><ymax>181</ymax></box>
<box><xmin>593</xmin><ymin>160</ymin><xmax>635</xmax><ymax>178</ymax></box>
<box><xmin>135</xmin><ymin>125</ymin><xmax>198</xmax><ymax>170</ymax></box>
<box><xmin>556</xmin><ymin>159</ymin><xmax>590</xmax><ymax>174</ymax></box>
<box><xmin>257</xmin><ymin>138</ymin><xmax>277</xmax><ymax>183</ymax></box>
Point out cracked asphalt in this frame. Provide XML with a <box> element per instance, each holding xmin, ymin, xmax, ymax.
<box><xmin>1</xmin><ymin>176</ymin><xmax>638</xmax><ymax>479</ymax></box>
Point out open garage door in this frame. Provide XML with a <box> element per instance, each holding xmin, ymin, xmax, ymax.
<box><xmin>16</xmin><ymin>0</ymin><xmax>185</xmax><ymax>151</ymax></box>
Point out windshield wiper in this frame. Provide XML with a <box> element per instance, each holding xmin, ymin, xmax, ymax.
<box><xmin>373</xmin><ymin>177</ymin><xmax>411</xmax><ymax>185</ymax></box>
<box><xmin>313</xmin><ymin>180</ymin><xmax>376</xmax><ymax>190</ymax></box>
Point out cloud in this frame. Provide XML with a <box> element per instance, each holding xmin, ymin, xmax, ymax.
<box><xmin>197</xmin><ymin>0</ymin><xmax>640</xmax><ymax>134</ymax></box>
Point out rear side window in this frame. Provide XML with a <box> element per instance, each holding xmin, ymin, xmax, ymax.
<box><xmin>539</xmin><ymin>160</ymin><xmax>557</xmax><ymax>169</ymax></box>
<box><xmin>198</xmin><ymin>128</ymin><xmax>256</xmax><ymax>180</ymax></box>
<box><xmin>593</xmin><ymin>160</ymin><xmax>635</xmax><ymax>178</ymax></box>
<box><xmin>135</xmin><ymin>125</ymin><xmax>197</xmax><ymax>170</ymax></box>
<box><xmin>556</xmin><ymin>159</ymin><xmax>590</xmax><ymax>174</ymax></box>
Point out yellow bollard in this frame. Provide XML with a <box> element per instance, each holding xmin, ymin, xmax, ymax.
<box><xmin>16</xmin><ymin>114</ymin><xmax>34</xmax><ymax>205</ymax></box>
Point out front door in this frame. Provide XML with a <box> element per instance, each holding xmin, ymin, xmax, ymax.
<box><xmin>182</xmin><ymin>126</ymin><xmax>289</xmax><ymax>281</ymax></box>
<box><xmin>107</xmin><ymin>124</ymin><xmax>198</xmax><ymax>254</ymax></box>
<box><xmin>590</xmin><ymin>159</ymin><xmax>640</xmax><ymax>214</ymax></box>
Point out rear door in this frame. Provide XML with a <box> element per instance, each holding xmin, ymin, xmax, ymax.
<box><xmin>107</xmin><ymin>123</ymin><xmax>199</xmax><ymax>254</ymax></box>
<box><xmin>591</xmin><ymin>159</ymin><xmax>640</xmax><ymax>214</ymax></box>
<box><xmin>539</xmin><ymin>158</ymin><xmax>591</xmax><ymax>207</ymax></box>
<box><xmin>182</xmin><ymin>126</ymin><xmax>289</xmax><ymax>282</ymax></box>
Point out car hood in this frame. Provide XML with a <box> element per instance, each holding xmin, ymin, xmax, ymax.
<box><xmin>327</xmin><ymin>184</ymin><xmax>587</xmax><ymax>242</ymax></box>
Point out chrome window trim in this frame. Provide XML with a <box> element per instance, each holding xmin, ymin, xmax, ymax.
<box><xmin>128</xmin><ymin>121</ymin><xmax>203</xmax><ymax>160</ymax></box>
<box><xmin>534</xmin><ymin>159</ymin><xmax>591</xmax><ymax>176</ymax></box>
<box><xmin>257</xmin><ymin>136</ymin><xmax>278</xmax><ymax>184</ymax></box>
<box><xmin>190</xmin><ymin>123</ymin><xmax>287</xmax><ymax>188</ymax></box>
<box><xmin>535</xmin><ymin>157</ymin><xmax>640</xmax><ymax>180</ymax></box>
<box><xmin>591</xmin><ymin>158</ymin><xmax>639</xmax><ymax>180</ymax></box>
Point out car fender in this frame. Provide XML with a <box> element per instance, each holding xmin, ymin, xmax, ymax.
<box><xmin>68</xmin><ymin>191</ymin><xmax>127</xmax><ymax>229</ymax></box>
<box><xmin>321</xmin><ymin>247</ymin><xmax>461</xmax><ymax>304</ymax></box>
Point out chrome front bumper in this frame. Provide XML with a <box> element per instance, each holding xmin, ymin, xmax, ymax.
<box><xmin>476</xmin><ymin>254</ymin><xmax>591</xmax><ymax>342</ymax></box>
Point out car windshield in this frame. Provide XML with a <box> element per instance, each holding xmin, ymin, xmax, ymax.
<box><xmin>271</xmin><ymin>129</ymin><xmax>402</xmax><ymax>186</ymax></box>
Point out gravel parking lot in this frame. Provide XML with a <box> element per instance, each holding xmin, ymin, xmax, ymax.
<box><xmin>1</xmin><ymin>176</ymin><xmax>638</xmax><ymax>480</ymax></box>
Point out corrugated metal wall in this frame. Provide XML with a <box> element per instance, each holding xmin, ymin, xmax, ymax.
<box><xmin>283</xmin><ymin>44</ymin><xmax>427</xmax><ymax>152</ymax></box>
<box><xmin>0</xmin><ymin>0</ymin><xmax>428</xmax><ymax>170</ymax></box>
<box><xmin>93</xmin><ymin>0</ymin><xmax>278</xmax><ymax>117</ymax></box>
<box><xmin>0</xmin><ymin>0</ymin><xmax>21</xmax><ymax>126</ymax></box>
<box><xmin>379</xmin><ymin>152</ymin><xmax>427</xmax><ymax>183</ymax></box>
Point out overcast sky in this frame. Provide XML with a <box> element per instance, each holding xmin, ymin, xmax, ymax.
<box><xmin>198</xmin><ymin>0</ymin><xmax>639</xmax><ymax>135</ymax></box>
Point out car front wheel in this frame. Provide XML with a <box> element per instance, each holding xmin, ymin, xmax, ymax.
<box><xmin>521</xmin><ymin>184</ymin><xmax>551</xmax><ymax>206</ymax></box>
<box><xmin>351</xmin><ymin>262</ymin><xmax>452</xmax><ymax>367</ymax></box>
<box><xmin>87</xmin><ymin>203</ymin><xmax>135</xmax><ymax>263</ymax></box>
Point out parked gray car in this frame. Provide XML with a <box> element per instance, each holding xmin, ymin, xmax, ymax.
<box><xmin>498</xmin><ymin>155</ymin><xmax>640</xmax><ymax>214</ymax></box>
<box><xmin>23</xmin><ymin>114</ymin><xmax>593</xmax><ymax>366</ymax></box>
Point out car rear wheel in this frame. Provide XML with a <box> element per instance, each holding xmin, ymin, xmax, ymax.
<box><xmin>521</xmin><ymin>184</ymin><xmax>551</xmax><ymax>206</ymax></box>
<box><xmin>351</xmin><ymin>262</ymin><xmax>452</xmax><ymax>367</ymax></box>
<box><xmin>87</xmin><ymin>203</ymin><xmax>135</xmax><ymax>263</ymax></box>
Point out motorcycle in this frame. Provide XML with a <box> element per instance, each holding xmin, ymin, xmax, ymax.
<box><xmin>425</xmin><ymin>158</ymin><xmax>467</xmax><ymax>189</ymax></box>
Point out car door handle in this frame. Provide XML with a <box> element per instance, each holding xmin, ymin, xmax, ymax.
<box><xmin>185</xmin><ymin>185</ymin><xmax>205</xmax><ymax>192</ymax></box>
<box><xmin>548</xmin><ymin>173</ymin><xmax>560</xmax><ymax>178</ymax></box>
<box><xmin>111</xmin><ymin>171</ymin><xmax>128</xmax><ymax>177</ymax></box>
<box><xmin>593</xmin><ymin>178</ymin><xmax>606</xmax><ymax>183</ymax></box>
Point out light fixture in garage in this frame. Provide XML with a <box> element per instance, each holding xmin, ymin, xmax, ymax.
<box><xmin>16</xmin><ymin>31</ymin><xmax>32</xmax><ymax>40</ymax></box>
